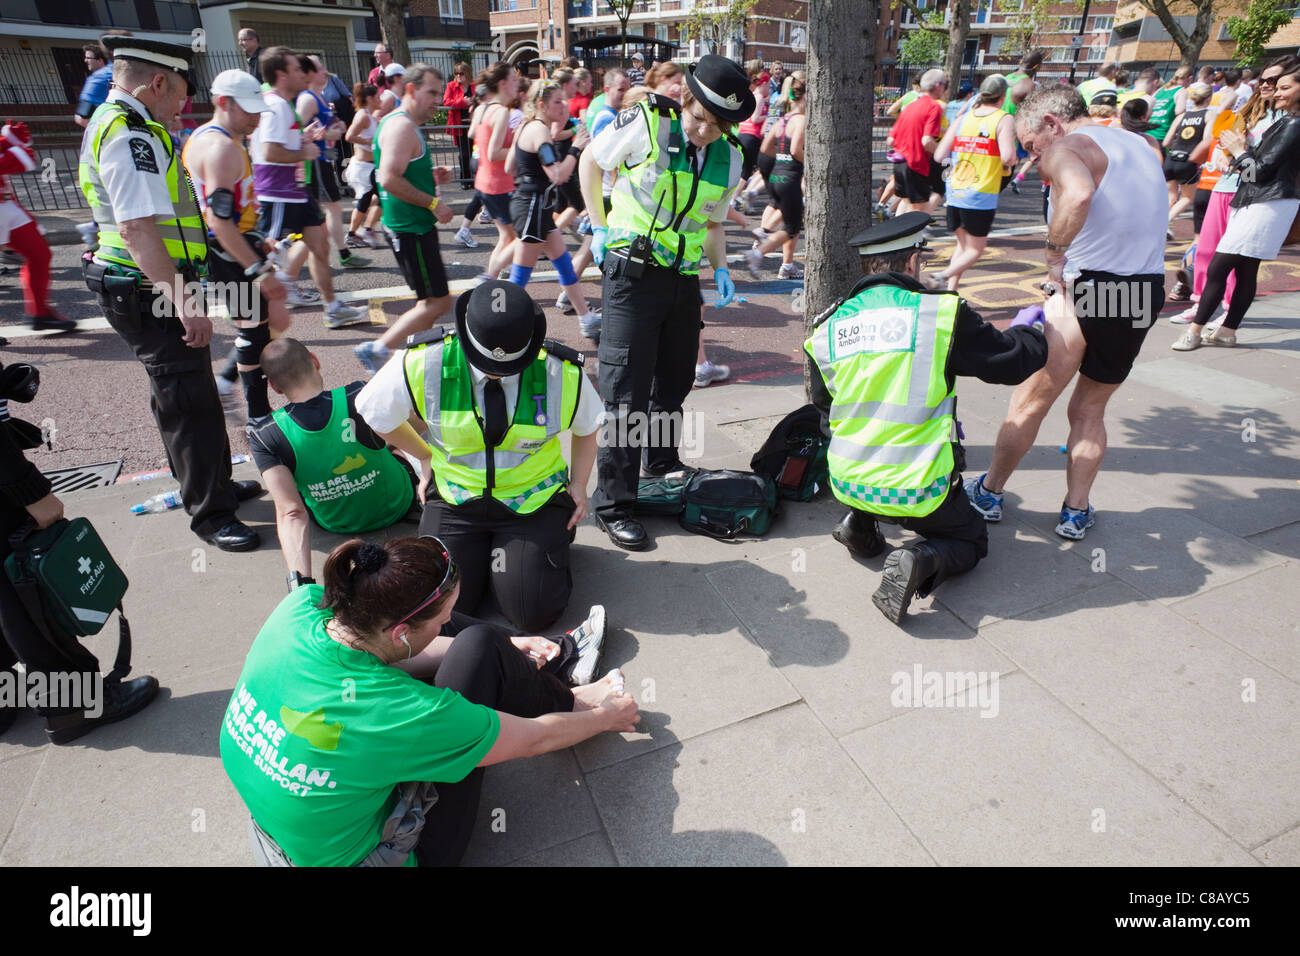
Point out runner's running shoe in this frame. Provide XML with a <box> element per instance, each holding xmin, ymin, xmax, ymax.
<box><xmin>964</xmin><ymin>473</ymin><xmax>1003</xmax><ymax>522</ymax></box>
<box><xmin>1055</xmin><ymin>503</ymin><xmax>1095</xmax><ymax>540</ymax></box>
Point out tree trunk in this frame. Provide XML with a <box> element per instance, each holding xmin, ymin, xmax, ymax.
<box><xmin>370</xmin><ymin>0</ymin><xmax>411</xmax><ymax>66</ymax></box>
<box><xmin>804</xmin><ymin>0</ymin><xmax>875</xmax><ymax>399</ymax></box>
<box><xmin>945</xmin><ymin>0</ymin><xmax>971</xmax><ymax>93</ymax></box>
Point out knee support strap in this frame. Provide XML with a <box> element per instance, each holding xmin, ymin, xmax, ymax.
<box><xmin>553</xmin><ymin>251</ymin><xmax>578</xmax><ymax>287</ymax></box>
<box><xmin>234</xmin><ymin>320</ymin><xmax>271</xmax><ymax>368</ymax></box>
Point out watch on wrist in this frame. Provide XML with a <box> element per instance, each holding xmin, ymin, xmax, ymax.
<box><xmin>1045</xmin><ymin>238</ymin><xmax>1067</xmax><ymax>253</ymax></box>
<box><xmin>286</xmin><ymin>571</ymin><xmax>315</xmax><ymax>592</ymax></box>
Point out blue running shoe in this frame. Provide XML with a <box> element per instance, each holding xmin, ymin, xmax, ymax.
<box><xmin>964</xmin><ymin>473</ymin><xmax>1003</xmax><ymax>522</ymax></box>
<box><xmin>1055</xmin><ymin>503</ymin><xmax>1096</xmax><ymax>540</ymax></box>
<box><xmin>354</xmin><ymin>341</ymin><xmax>387</xmax><ymax>376</ymax></box>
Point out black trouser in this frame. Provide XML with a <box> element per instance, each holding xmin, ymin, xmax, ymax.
<box><xmin>102</xmin><ymin>289</ymin><xmax>240</xmax><ymax>536</ymax></box>
<box><xmin>593</xmin><ymin>254</ymin><xmax>703</xmax><ymax>522</ymax></box>
<box><xmin>420</xmin><ymin>492</ymin><xmax>576</xmax><ymax>633</ymax></box>
<box><xmin>848</xmin><ymin>475</ymin><xmax>989</xmax><ymax>595</ymax></box>
<box><xmin>456</xmin><ymin>133</ymin><xmax>473</xmax><ymax>189</ymax></box>
<box><xmin>1197</xmin><ymin>251</ymin><xmax>1260</xmax><ymax>331</ymax></box>
<box><xmin>0</xmin><ymin>504</ymin><xmax>102</xmax><ymax>716</ymax></box>
<box><xmin>417</xmin><ymin>622</ymin><xmax>576</xmax><ymax>866</ymax></box>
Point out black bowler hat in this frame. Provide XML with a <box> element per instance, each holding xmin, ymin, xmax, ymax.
<box><xmin>684</xmin><ymin>54</ymin><xmax>756</xmax><ymax>124</ymax></box>
<box><xmin>849</xmin><ymin>212</ymin><xmax>933</xmax><ymax>256</ymax></box>
<box><xmin>104</xmin><ymin>35</ymin><xmax>196</xmax><ymax>95</ymax></box>
<box><xmin>454</xmin><ymin>280</ymin><xmax>546</xmax><ymax>376</ymax></box>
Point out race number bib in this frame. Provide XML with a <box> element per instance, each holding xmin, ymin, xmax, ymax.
<box><xmin>829</xmin><ymin>307</ymin><xmax>918</xmax><ymax>360</ymax></box>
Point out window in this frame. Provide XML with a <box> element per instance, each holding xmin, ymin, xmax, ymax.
<box><xmin>440</xmin><ymin>0</ymin><xmax>463</xmax><ymax>19</ymax></box>
<box><xmin>1058</xmin><ymin>16</ymin><xmax>1082</xmax><ymax>32</ymax></box>
<box><xmin>655</xmin><ymin>23</ymin><xmax>668</xmax><ymax>41</ymax></box>
<box><xmin>778</xmin><ymin>21</ymin><xmax>787</xmax><ymax>45</ymax></box>
<box><xmin>1091</xmin><ymin>15</ymin><xmax>1113</xmax><ymax>33</ymax></box>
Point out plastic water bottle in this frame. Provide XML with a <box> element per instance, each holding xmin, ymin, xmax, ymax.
<box><xmin>131</xmin><ymin>490</ymin><xmax>183</xmax><ymax>514</ymax></box>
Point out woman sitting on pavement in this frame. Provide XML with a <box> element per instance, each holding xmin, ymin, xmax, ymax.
<box><xmin>221</xmin><ymin>535</ymin><xmax>632</xmax><ymax>867</ymax></box>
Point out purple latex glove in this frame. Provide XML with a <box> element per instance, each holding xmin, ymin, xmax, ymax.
<box><xmin>1009</xmin><ymin>305</ymin><xmax>1045</xmax><ymax>331</ymax></box>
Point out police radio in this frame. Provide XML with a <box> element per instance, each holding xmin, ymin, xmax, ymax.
<box><xmin>625</xmin><ymin>190</ymin><xmax>666</xmax><ymax>281</ymax></box>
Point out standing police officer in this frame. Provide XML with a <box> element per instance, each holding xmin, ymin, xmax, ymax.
<box><xmin>577</xmin><ymin>54</ymin><xmax>749</xmax><ymax>550</ymax></box>
<box><xmin>79</xmin><ymin>37</ymin><xmax>259</xmax><ymax>551</ymax></box>
<box><xmin>805</xmin><ymin>213</ymin><xmax>1049</xmax><ymax>624</ymax></box>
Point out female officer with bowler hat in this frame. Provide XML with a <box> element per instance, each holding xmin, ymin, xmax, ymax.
<box><xmin>356</xmin><ymin>280</ymin><xmax>604</xmax><ymax>632</ymax></box>
<box><xmin>577</xmin><ymin>54</ymin><xmax>752</xmax><ymax>550</ymax></box>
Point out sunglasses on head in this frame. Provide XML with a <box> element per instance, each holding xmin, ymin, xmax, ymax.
<box><xmin>388</xmin><ymin>535</ymin><xmax>459</xmax><ymax>632</ymax></box>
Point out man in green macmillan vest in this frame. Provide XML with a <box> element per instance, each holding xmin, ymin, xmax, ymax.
<box><xmin>805</xmin><ymin>213</ymin><xmax>1049</xmax><ymax>624</ymax></box>
<box><xmin>1148</xmin><ymin>66</ymin><xmax>1192</xmax><ymax>148</ymax></box>
<box><xmin>78</xmin><ymin>36</ymin><xmax>261</xmax><ymax>552</ymax></box>
<box><xmin>248</xmin><ymin>338</ymin><xmax>416</xmax><ymax>591</ymax></box>
<box><xmin>356</xmin><ymin>281</ymin><xmax>603</xmax><ymax>632</ymax></box>
<box><xmin>578</xmin><ymin>54</ymin><xmax>749</xmax><ymax>550</ymax></box>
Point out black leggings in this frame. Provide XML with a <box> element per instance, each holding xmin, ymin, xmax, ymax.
<box><xmin>417</xmin><ymin>622</ymin><xmax>576</xmax><ymax>866</ymax></box>
<box><xmin>356</xmin><ymin>169</ymin><xmax>378</xmax><ymax>214</ymax></box>
<box><xmin>1196</xmin><ymin>251</ymin><xmax>1260</xmax><ymax>331</ymax></box>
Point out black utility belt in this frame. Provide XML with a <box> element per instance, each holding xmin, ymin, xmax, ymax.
<box><xmin>607</xmin><ymin>234</ymin><xmax>659</xmax><ymax>279</ymax></box>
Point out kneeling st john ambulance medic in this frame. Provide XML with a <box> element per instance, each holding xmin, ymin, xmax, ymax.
<box><xmin>357</xmin><ymin>280</ymin><xmax>602</xmax><ymax>633</ymax></box>
<box><xmin>805</xmin><ymin>213</ymin><xmax>1049</xmax><ymax>624</ymax></box>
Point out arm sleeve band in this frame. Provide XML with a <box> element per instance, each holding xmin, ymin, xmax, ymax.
<box><xmin>208</xmin><ymin>187</ymin><xmax>237</xmax><ymax>220</ymax></box>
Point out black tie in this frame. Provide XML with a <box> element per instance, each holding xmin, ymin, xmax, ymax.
<box><xmin>483</xmin><ymin>379</ymin><xmax>509</xmax><ymax>447</ymax></box>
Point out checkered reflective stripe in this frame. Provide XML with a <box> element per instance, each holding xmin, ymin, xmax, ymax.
<box><xmin>832</xmin><ymin>473</ymin><xmax>949</xmax><ymax>507</ymax></box>
<box><xmin>505</xmin><ymin>470</ymin><xmax>568</xmax><ymax>511</ymax></box>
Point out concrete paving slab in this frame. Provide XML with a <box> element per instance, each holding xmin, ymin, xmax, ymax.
<box><xmin>510</xmin><ymin>831</ymin><xmax>619</xmax><ymax>866</ymax></box>
<box><xmin>1166</xmin><ymin>564</ymin><xmax>1300</xmax><ymax>683</ymax></box>
<box><xmin>980</xmin><ymin>581</ymin><xmax>1300</xmax><ymax>849</ymax></box>
<box><xmin>683</xmin><ymin>382</ymin><xmax>808</xmax><ymax>425</ymax></box>
<box><xmin>462</xmin><ymin>749</ymin><xmax>602</xmax><ymax>866</ymax></box>
<box><xmin>566</xmin><ymin>547</ymin><xmax>801</xmax><ymax>774</ymax></box>
<box><xmin>586</xmin><ymin>702</ymin><xmax>934</xmax><ymax>866</ymax></box>
<box><xmin>1127</xmin><ymin>358</ymin><xmax>1297</xmax><ymax>412</ymax></box>
<box><xmin>708</xmin><ymin>542</ymin><xmax>1017</xmax><ymax>735</ymax></box>
<box><xmin>1003</xmin><ymin>484</ymin><xmax>1284</xmax><ymax>604</ymax></box>
<box><xmin>1248</xmin><ymin>520</ymin><xmax>1300</xmax><ymax>562</ymax></box>
<box><xmin>1253</xmin><ymin>826</ymin><xmax>1300</xmax><ymax>866</ymax></box>
<box><xmin>0</xmin><ymin>750</ymin><xmax>43</xmax><ymax>849</ymax></box>
<box><xmin>1</xmin><ymin>662</ymin><xmax>247</xmax><ymax>866</ymax></box>
<box><xmin>842</xmin><ymin>672</ymin><xmax>1258</xmax><ymax>866</ymax></box>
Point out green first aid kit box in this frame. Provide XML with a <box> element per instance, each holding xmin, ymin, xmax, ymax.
<box><xmin>5</xmin><ymin>517</ymin><xmax>129</xmax><ymax>637</ymax></box>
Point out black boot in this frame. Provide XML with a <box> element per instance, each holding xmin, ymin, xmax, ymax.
<box><xmin>832</xmin><ymin>510</ymin><xmax>885</xmax><ymax>559</ymax></box>
<box><xmin>45</xmin><ymin>675</ymin><xmax>160</xmax><ymax>745</ymax></box>
<box><xmin>872</xmin><ymin>543</ymin><xmax>941</xmax><ymax>624</ymax></box>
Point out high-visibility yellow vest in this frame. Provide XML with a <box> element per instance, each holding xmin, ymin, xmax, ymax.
<box><xmin>79</xmin><ymin>100</ymin><xmax>208</xmax><ymax>276</ymax></box>
<box><xmin>804</xmin><ymin>281</ymin><xmax>960</xmax><ymax>518</ymax></box>
<box><xmin>605</xmin><ymin>97</ymin><xmax>741</xmax><ymax>275</ymax></box>
<box><xmin>403</xmin><ymin>334</ymin><xmax>581</xmax><ymax>513</ymax></box>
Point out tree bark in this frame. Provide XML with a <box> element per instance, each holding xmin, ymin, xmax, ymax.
<box><xmin>945</xmin><ymin>0</ymin><xmax>971</xmax><ymax>93</ymax></box>
<box><xmin>1137</xmin><ymin>0</ymin><xmax>1215</xmax><ymax>70</ymax></box>
<box><xmin>370</xmin><ymin>0</ymin><xmax>411</xmax><ymax>67</ymax></box>
<box><xmin>804</xmin><ymin>0</ymin><xmax>875</xmax><ymax>399</ymax></box>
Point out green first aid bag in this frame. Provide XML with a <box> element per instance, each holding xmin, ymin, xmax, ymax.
<box><xmin>634</xmin><ymin>474</ymin><xmax>690</xmax><ymax>516</ymax></box>
<box><xmin>679</xmin><ymin>470</ymin><xmax>779</xmax><ymax>540</ymax></box>
<box><xmin>5</xmin><ymin>517</ymin><xmax>133</xmax><ymax>682</ymax></box>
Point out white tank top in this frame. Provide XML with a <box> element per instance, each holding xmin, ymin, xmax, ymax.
<box><xmin>1048</xmin><ymin>125</ymin><xmax>1167</xmax><ymax>279</ymax></box>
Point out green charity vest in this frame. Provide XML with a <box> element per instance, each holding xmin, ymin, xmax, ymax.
<box><xmin>374</xmin><ymin>110</ymin><xmax>436</xmax><ymax>234</ymax></box>
<box><xmin>272</xmin><ymin>388</ymin><xmax>415</xmax><ymax>534</ymax></box>
<box><xmin>1149</xmin><ymin>86</ymin><xmax>1180</xmax><ymax>140</ymax></box>
<box><xmin>605</xmin><ymin>98</ymin><xmax>742</xmax><ymax>275</ymax></box>
<box><xmin>804</xmin><ymin>282</ymin><xmax>960</xmax><ymax>518</ymax></box>
<box><xmin>403</xmin><ymin>334</ymin><xmax>581</xmax><ymax>513</ymax></box>
<box><xmin>1002</xmin><ymin>72</ymin><xmax>1028</xmax><ymax>115</ymax></box>
<box><xmin>78</xmin><ymin>100</ymin><xmax>208</xmax><ymax>276</ymax></box>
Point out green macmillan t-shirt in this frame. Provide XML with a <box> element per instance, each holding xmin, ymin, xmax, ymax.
<box><xmin>220</xmin><ymin>587</ymin><xmax>501</xmax><ymax>866</ymax></box>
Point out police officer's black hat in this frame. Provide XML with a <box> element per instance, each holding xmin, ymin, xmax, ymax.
<box><xmin>103</xmin><ymin>36</ymin><xmax>196</xmax><ymax>96</ymax></box>
<box><xmin>684</xmin><ymin>54</ymin><xmax>756</xmax><ymax>124</ymax></box>
<box><xmin>454</xmin><ymin>280</ymin><xmax>547</xmax><ymax>377</ymax></box>
<box><xmin>849</xmin><ymin>212</ymin><xmax>933</xmax><ymax>257</ymax></box>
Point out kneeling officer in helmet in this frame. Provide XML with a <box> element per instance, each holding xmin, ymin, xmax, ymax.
<box><xmin>357</xmin><ymin>280</ymin><xmax>602</xmax><ymax>633</ymax></box>
<box><xmin>805</xmin><ymin>213</ymin><xmax>1049</xmax><ymax>624</ymax></box>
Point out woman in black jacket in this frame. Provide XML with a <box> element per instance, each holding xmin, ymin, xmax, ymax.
<box><xmin>1174</xmin><ymin>58</ymin><xmax>1300</xmax><ymax>350</ymax></box>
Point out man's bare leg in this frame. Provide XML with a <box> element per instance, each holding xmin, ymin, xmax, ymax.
<box><xmin>983</xmin><ymin>295</ymin><xmax>1086</xmax><ymax>492</ymax></box>
<box><xmin>1062</xmin><ymin>375</ymin><xmax>1121</xmax><ymax>510</ymax></box>
<box><xmin>376</xmin><ymin>295</ymin><xmax>451</xmax><ymax>352</ymax></box>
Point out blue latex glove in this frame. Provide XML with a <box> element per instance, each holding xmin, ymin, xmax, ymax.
<box><xmin>591</xmin><ymin>226</ymin><xmax>608</xmax><ymax>267</ymax></box>
<box><xmin>714</xmin><ymin>267</ymin><xmax>735</xmax><ymax>308</ymax></box>
<box><xmin>1009</xmin><ymin>304</ymin><xmax>1045</xmax><ymax>331</ymax></box>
